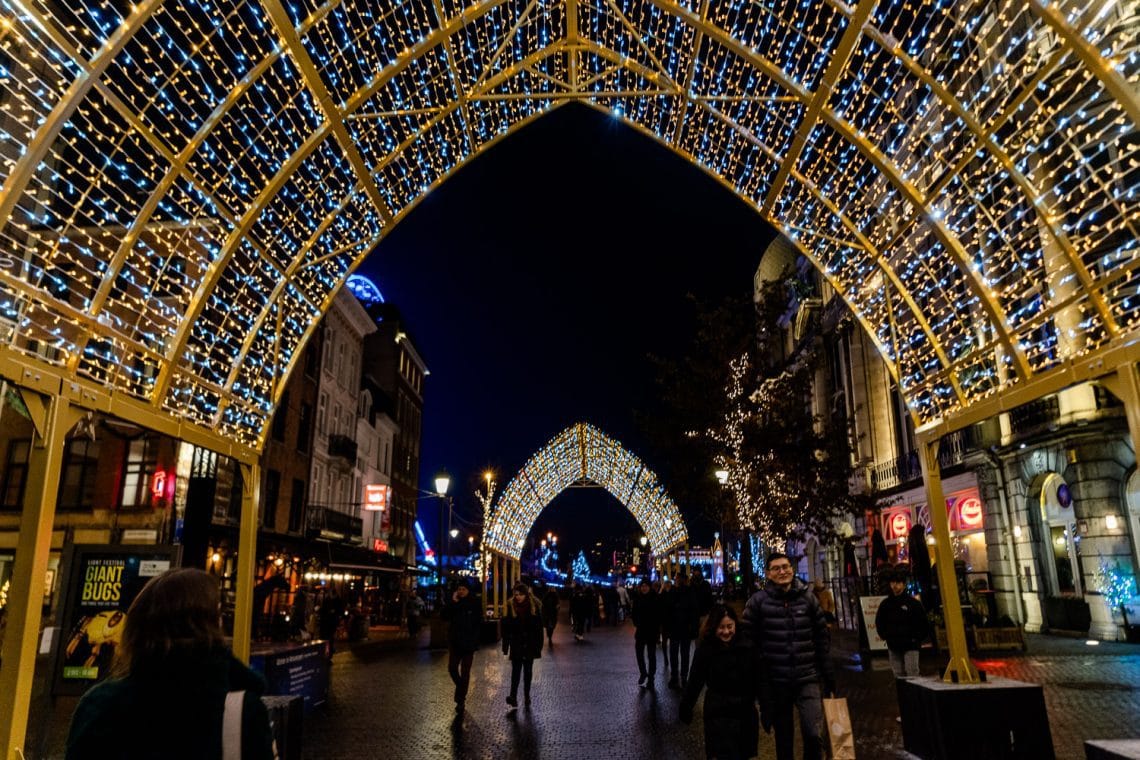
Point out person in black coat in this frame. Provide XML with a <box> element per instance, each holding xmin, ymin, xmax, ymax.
<box><xmin>501</xmin><ymin>583</ymin><xmax>544</xmax><ymax>707</ymax></box>
<box><xmin>442</xmin><ymin>580</ymin><xmax>481</xmax><ymax>714</ymax></box>
<box><xmin>541</xmin><ymin>587</ymin><xmax>560</xmax><ymax>645</ymax></box>
<box><xmin>66</xmin><ymin>569</ymin><xmax>275</xmax><ymax>760</ymax></box>
<box><xmin>739</xmin><ymin>553</ymin><xmax>834</xmax><ymax>760</ymax></box>
<box><xmin>874</xmin><ymin>567</ymin><xmax>928</xmax><ymax>678</ymax></box>
<box><xmin>668</xmin><ymin>574</ymin><xmax>702</xmax><ymax>688</ymax></box>
<box><xmin>631</xmin><ymin>578</ymin><xmax>663</xmax><ymax>686</ymax></box>
<box><xmin>570</xmin><ymin>581</ymin><xmax>592</xmax><ymax>642</ymax></box>
<box><xmin>679</xmin><ymin>604</ymin><xmax>760</xmax><ymax>760</ymax></box>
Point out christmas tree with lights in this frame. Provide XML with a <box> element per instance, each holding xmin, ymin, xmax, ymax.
<box><xmin>572</xmin><ymin>551</ymin><xmax>590</xmax><ymax>583</ymax></box>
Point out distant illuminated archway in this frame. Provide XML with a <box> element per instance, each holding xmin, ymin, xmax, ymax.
<box><xmin>484</xmin><ymin>423</ymin><xmax>688</xmax><ymax>560</ymax></box>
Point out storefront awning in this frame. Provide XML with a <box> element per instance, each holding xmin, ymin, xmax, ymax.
<box><xmin>328</xmin><ymin>562</ymin><xmax>403</xmax><ymax>574</ymax></box>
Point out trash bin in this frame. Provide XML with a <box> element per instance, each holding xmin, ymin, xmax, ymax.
<box><xmin>261</xmin><ymin>695</ymin><xmax>303</xmax><ymax>760</ymax></box>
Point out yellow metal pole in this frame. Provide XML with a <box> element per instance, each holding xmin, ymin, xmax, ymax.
<box><xmin>0</xmin><ymin>391</ymin><xmax>79</xmax><ymax>760</ymax></box>
<box><xmin>917</xmin><ymin>434</ymin><xmax>980</xmax><ymax>683</ymax></box>
<box><xmin>232</xmin><ymin>461</ymin><xmax>260</xmax><ymax>663</ymax></box>
<box><xmin>492</xmin><ymin>553</ymin><xmax>500</xmax><ymax>616</ymax></box>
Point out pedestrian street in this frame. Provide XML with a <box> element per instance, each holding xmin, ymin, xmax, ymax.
<box><xmin>302</xmin><ymin>615</ymin><xmax>1140</xmax><ymax>760</ymax></box>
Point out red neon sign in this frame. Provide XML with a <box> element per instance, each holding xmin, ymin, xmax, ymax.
<box><xmin>957</xmin><ymin>496</ymin><xmax>984</xmax><ymax>529</ymax></box>
<box><xmin>373</xmin><ymin>538</ymin><xmax>389</xmax><ymax>553</ymax></box>
<box><xmin>151</xmin><ymin>471</ymin><xmax>167</xmax><ymax>499</ymax></box>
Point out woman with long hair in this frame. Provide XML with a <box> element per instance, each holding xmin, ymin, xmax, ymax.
<box><xmin>678</xmin><ymin>604</ymin><xmax>761</xmax><ymax>760</ymax></box>
<box><xmin>67</xmin><ymin>568</ymin><xmax>276</xmax><ymax>759</ymax></box>
<box><xmin>501</xmin><ymin>582</ymin><xmax>544</xmax><ymax>708</ymax></box>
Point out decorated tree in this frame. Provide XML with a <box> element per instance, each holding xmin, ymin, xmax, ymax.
<box><xmin>572</xmin><ymin>550</ymin><xmax>591</xmax><ymax>583</ymax></box>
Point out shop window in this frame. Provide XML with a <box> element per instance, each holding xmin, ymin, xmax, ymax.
<box><xmin>1050</xmin><ymin>525</ymin><xmax>1081</xmax><ymax>594</ymax></box>
<box><xmin>1</xmin><ymin>440</ymin><xmax>31</xmax><ymax>510</ymax></box>
<box><xmin>120</xmin><ymin>437</ymin><xmax>159</xmax><ymax>509</ymax></box>
<box><xmin>58</xmin><ymin>438</ymin><xmax>101</xmax><ymax>511</ymax></box>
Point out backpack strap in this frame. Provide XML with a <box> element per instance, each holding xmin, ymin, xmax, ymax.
<box><xmin>223</xmin><ymin>690</ymin><xmax>245</xmax><ymax>760</ymax></box>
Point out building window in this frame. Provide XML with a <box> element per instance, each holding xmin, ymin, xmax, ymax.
<box><xmin>297</xmin><ymin>403</ymin><xmax>312</xmax><ymax>453</ymax></box>
<box><xmin>120</xmin><ymin>437</ymin><xmax>158</xmax><ymax>509</ymax></box>
<box><xmin>288</xmin><ymin>478</ymin><xmax>305</xmax><ymax>532</ymax></box>
<box><xmin>271</xmin><ymin>391</ymin><xmax>289</xmax><ymax>442</ymax></box>
<box><xmin>263</xmin><ymin>469</ymin><xmax>281</xmax><ymax>529</ymax></box>
<box><xmin>1</xmin><ymin>440</ymin><xmax>31</xmax><ymax>510</ymax></box>
<box><xmin>317</xmin><ymin>393</ymin><xmax>327</xmax><ymax>435</ymax></box>
<box><xmin>58</xmin><ymin>438</ymin><xmax>101</xmax><ymax>511</ymax></box>
<box><xmin>304</xmin><ymin>341</ymin><xmax>319</xmax><ymax>379</ymax></box>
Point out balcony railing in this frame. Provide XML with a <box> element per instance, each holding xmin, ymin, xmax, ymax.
<box><xmin>328</xmin><ymin>433</ymin><xmax>357</xmax><ymax>464</ymax></box>
<box><xmin>305</xmin><ymin>504</ymin><xmax>363</xmax><ymax>543</ymax></box>
<box><xmin>870</xmin><ymin>428</ymin><xmax>970</xmax><ymax>492</ymax></box>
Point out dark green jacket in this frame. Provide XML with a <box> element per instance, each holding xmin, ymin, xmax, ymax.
<box><xmin>66</xmin><ymin>648</ymin><xmax>276</xmax><ymax>760</ymax></box>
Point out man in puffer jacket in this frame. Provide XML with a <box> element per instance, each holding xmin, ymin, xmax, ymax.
<box><xmin>739</xmin><ymin>552</ymin><xmax>834</xmax><ymax>760</ymax></box>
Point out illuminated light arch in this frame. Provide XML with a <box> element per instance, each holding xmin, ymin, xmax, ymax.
<box><xmin>0</xmin><ymin>0</ymin><xmax>1137</xmax><ymax>448</ymax></box>
<box><xmin>484</xmin><ymin>422</ymin><xmax>688</xmax><ymax>559</ymax></box>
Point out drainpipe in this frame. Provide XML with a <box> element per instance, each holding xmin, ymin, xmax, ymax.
<box><xmin>985</xmin><ymin>449</ymin><xmax>1026</xmax><ymax>625</ymax></box>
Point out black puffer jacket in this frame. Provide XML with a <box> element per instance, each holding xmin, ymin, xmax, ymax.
<box><xmin>875</xmin><ymin>592</ymin><xmax>928</xmax><ymax>652</ymax></box>
<box><xmin>740</xmin><ymin>577</ymin><xmax>834</xmax><ymax>687</ymax></box>
<box><xmin>667</xmin><ymin>585</ymin><xmax>701</xmax><ymax>641</ymax></box>
<box><xmin>679</xmin><ymin>638</ymin><xmax>760</xmax><ymax>759</ymax></box>
<box><xmin>631</xmin><ymin>589</ymin><xmax>663</xmax><ymax>643</ymax></box>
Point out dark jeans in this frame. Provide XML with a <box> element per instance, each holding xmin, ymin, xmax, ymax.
<box><xmin>771</xmin><ymin>681</ymin><xmax>823</xmax><ymax>760</ymax></box>
<box><xmin>509</xmin><ymin>658</ymin><xmax>534</xmax><ymax>698</ymax></box>
<box><xmin>669</xmin><ymin>637</ymin><xmax>691</xmax><ymax>682</ymax></box>
<box><xmin>448</xmin><ymin>649</ymin><xmax>474</xmax><ymax>704</ymax></box>
<box><xmin>635</xmin><ymin>639</ymin><xmax>657</xmax><ymax>678</ymax></box>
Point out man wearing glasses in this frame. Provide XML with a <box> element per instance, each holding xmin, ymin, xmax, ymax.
<box><xmin>740</xmin><ymin>552</ymin><xmax>835</xmax><ymax>760</ymax></box>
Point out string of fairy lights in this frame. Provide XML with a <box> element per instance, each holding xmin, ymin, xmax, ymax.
<box><xmin>483</xmin><ymin>423</ymin><xmax>688</xmax><ymax>559</ymax></box>
<box><xmin>0</xmin><ymin>0</ymin><xmax>1137</xmax><ymax>444</ymax></box>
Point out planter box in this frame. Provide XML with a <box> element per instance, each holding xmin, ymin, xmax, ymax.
<box><xmin>974</xmin><ymin>626</ymin><xmax>1026</xmax><ymax>651</ymax></box>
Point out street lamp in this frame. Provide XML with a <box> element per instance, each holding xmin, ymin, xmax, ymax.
<box><xmin>640</xmin><ymin>535</ymin><xmax>649</xmax><ymax>579</ymax></box>
<box><xmin>435</xmin><ymin>471</ymin><xmax>451</xmax><ymax>592</ymax></box>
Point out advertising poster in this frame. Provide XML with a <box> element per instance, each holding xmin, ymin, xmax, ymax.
<box><xmin>53</xmin><ymin>546</ymin><xmax>173</xmax><ymax>695</ymax></box>
<box><xmin>858</xmin><ymin>595</ymin><xmax>889</xmax><ymax>652</ymax></box>
<box><xmin>251</xmin><ymin>641</ymin><xmax>330</xmax><ymax>714</ymax></box>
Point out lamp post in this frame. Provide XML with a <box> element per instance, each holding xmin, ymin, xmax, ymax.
<box><xmin>640</xmin><ymin>535</ymin><xmax>649</xmax><ymax>579</ymax></box>
<box><xmin>434</xmin><ymin>471</ymin><xmax>450</xmax><ymax>594</ymax></box>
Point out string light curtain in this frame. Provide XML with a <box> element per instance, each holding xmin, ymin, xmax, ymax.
<box><xmin>484</xmin><ymin>422</ymin><xmax>688</xmax><ymax>558</ymax></box>
<box><xmin>0</xmin><ymin>0</ymin><xmax>1137</xmax><ymax>447</ymax></box>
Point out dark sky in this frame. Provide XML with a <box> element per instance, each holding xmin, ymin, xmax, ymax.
<box><xmin>358</xmin><ymin>104</ymin><xmax>775</xmax><ymax>557</ymax></box>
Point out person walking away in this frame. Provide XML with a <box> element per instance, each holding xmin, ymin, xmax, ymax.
<box><xmin>659</xmin><ymin>578</ymin><xmax>675</xmax><ymax>674</ymax></box>
<box><xmin>679</xmin><ymin>605</ymin><xmax>760</xmax><ymax>760</ymax></box>
<box><xmin>541</xmin><ymin>586</ymin><xmax>559</xmax><ymax>645</ymax></box>
<box><xmin>66</xmin><ymin>568</ymin><xmax>275</xmax><ymax>760</ymax></box>
<box><xmin>406</xmin><ymin>588</ymin><xmax>426</xmax><ymax>639</ymax></box>
<box><xmin>631</xmin><ymin>578</ymin><xmax>663</xmax><ymax>687</ymax></box>
<box><xmin>502</xmin><ymin>583</ymin><xmax>544</xmax><ymax>707</ymax></box>
<box><xmin>874</xmin><ymin>567</ymin><xmax>928</xmax><ymax>679</ymax></box>
<box><xmin>442</xmin><ymin>580</ymin><xmax>481</xmax><ymax>715</ymax></box>
<box><xmin>616</xmin><ymin>582</ymin><xmax>631</xmax><ymax>622</ymax></box>
<box><xmin>740</xmin><ymin>553</ymin><xmax>834</xmax><ymax>760</ymax></box>
<box><xmin>692</xmin><ymin>569</ymin><xmax>714</xmax><ymax>618</ymax></box>
<box><xmin>570</xmin><ymin>582</ymin><xmax>592</xmax><ymax>642</ymax></box>
<box><xmin>604</xmin><ymin>584</ymin><xmax>619</xmax><ymax>626</ymax></box>
<box><xmin>669</xmin><ymin>574</ymin><xmax>701</xmax><ymax>689</ymax></box>
<box><xmin>318</xmin><ymin>591</ymin><xmax>344</xmax><ymax>657</ymax></box>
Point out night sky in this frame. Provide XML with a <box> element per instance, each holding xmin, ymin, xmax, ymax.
<box><xmin>358</xmin><ymin>104</ymin><xmax>775</xmax><ymax>560</ymax></box>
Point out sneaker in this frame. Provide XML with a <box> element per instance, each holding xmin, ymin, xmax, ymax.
<box><xmin>506</xmin><ymin>695</ymin><xmax>518</xmax><ymax>707</ymax></box>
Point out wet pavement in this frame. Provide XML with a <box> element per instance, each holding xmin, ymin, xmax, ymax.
<box><xmin>304</xmin><ymin>618</ymin><xmax>1140</xmax><ymax>759</ymax></box>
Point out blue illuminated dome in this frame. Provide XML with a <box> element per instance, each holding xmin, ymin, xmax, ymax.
<box><xmin>346</xmin><ymin>275</ymin><xmax>385</xmax><ymax>308</ymax></box>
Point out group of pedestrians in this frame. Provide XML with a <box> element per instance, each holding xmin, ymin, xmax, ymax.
<box><xmin>629</xmin><ymin>574</ymin><xmax>707</xmax><ymax>689</ymax></box>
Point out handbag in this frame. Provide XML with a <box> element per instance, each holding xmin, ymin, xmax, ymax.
<box><xmin>822</xmin><ymin>697</ymin><xmax>856</xmax><ymax>759</ymax></box>
<box><xmin>223</xmin><ymin>690</ymin><xmax>245</xmax><ymax>760</ymax></box>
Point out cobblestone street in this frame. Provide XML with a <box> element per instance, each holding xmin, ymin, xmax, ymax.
<box><xmin>304</xmin><ymin>618</ymin><xmax>1140</xmax><ymax>760</ymax></box>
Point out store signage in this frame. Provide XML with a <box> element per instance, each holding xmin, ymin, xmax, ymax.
<box><xmin>373</xmin><ymin>538</ymin><xmax>389</xmax><ymax>553</ymax></box>
<box><xmin>363</xmin><ymin>483</ymin><xmax>390</xmax><ymax>511</ymax></box>
<box><xmin>957</xmin><ymin>496</ymin><xmax>984</xmax><ymax>529</ymax></box>
<box><xmin>882</xmin><ymin>508</ymin><xmax>912</xmax><ymax>540</ymax></box>
<box><xmin>151</xmin><ymin>470</ymin><xmax>167</xmax><ymax>499</ymax></box>
<box><xmin>891</xmin><ymin>512</ymin><xmax>911</xmax><ymax>538</ymax></box>
<box><xmin>858</xmin><ymin>595</ymin><xmax>888</xmax><ymax>651</ymax></box>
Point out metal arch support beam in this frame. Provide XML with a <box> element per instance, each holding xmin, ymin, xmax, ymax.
<box><xmin>0</xmin><ymin>344</ymin><xmax>260</xmax><ymax>463</ymax></box>
<box><xmin>0</xmin><ymin>0</ymin><xmax>165</xmax><ymax>226</ymax></box>
<box><xmin>232</xmin><ymin>461</ymin><xmax>261</xmax><ymax>663</ymax></box>
<box><xmin>643</xmin><ymin>0</ymin><xmax>1032</xmax><ymax>383</ymax></box>
<box><xmin>260</xmin><ymin>0</ymin><xmax>394</xmax><ymax>224</ymax></box>
<box><xmin>430</xmin><ymin>0</ymin><xmax>479</xmax><ymax>152</ymax></box>
<box><xmin>915</xmin><ymin>433</ymin><xmax>980</xmax><ymax>684</ymax></box>
<box><xmin>1028</xmin><ymin>0</ymin><xmax>1140</xmax><ymax>130</ymax></box>
<box><xmin>762</xmin><ymin>0</ymin><xmax>879</xmax><ymax>213</ymax></box>
<box><xmin>669</xmin><ymin>0</ymin><xmax>709</xmax><ymax>146</ymax></box>
<box><xmin>567</xmin><ymin>0</ymin><xmax>579</xmax><ymax>89</ymax></box>
<box><xmin>0</xmin><ymin>392</ymin><xmax>83</xmax><ymax>760</ymax></box>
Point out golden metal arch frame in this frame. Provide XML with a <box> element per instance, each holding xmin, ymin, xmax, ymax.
<box><xmin>484</xmin><ymin>423</ymin><xmax>690</xmax><ymax>561</ymax></box>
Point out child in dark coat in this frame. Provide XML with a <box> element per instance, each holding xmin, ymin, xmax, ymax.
<box><xmin>874</xmin><ymin>567</ymin><xmax>928</xmax><ymax>678</ymax></box>
<box><xmin>679</xmin><ymin>604</ymin><xmax>760</xmax><ymax>760</ymax></box>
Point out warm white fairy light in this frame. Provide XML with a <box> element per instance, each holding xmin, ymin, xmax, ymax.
<box><xmin>0</xmin><ymin>0</ymin><xmax>1136</xmax><ymax>444</ymax></box>
<box><xmin>484</xmin><ymin>422</ymin><xmax>688</xmax><ymax>558</ymax></box>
